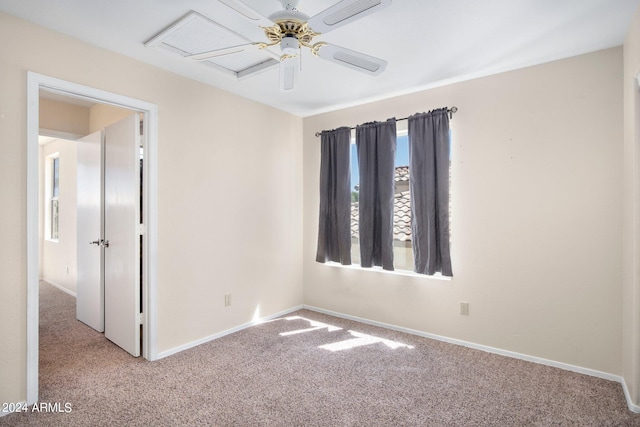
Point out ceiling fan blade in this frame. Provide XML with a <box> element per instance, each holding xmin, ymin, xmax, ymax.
<box><xmin>187</xmin><ymin>43</ymin><xmax>256</xmax><ymax>61</ymax></box>
<box><xmin>307</xmin><ymin>0</ymin><xmax>392</xmax><ymax>34</ymax></box>
<box><xmin>280</xmin><ymin>55</ymin><xmax>300</xmax><ymax>91</ymax></box>
<box><xmin>217</xmin><ymin>0</ymin><xmax>274</xmax><ymax>25</ymax></box>
<box><xmin>316</xmin><ymin>43</ymin><xmax>387</xmax><ymax>75</ymax></box>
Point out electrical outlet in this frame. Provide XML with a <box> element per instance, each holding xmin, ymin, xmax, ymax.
<box><xmin>460</xmin><ymin>302</ymin><xmax>469</xmax><ymax>316</ymax></box>
<box><xmin>65</xmin><ymin>266</ymin><xmax>69</xmax><ymax>275</ymax></box>
<box><xmin>224</xmin><ymin>294</ymin><xmax>232</xmax><ymax>307</ymax></box>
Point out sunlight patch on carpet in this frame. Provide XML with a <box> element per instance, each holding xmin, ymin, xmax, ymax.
<box><xmin>278</xmin><ymin>316</ymin><xmax>413</xmax><ymax>352</ymax></box>
<box><xmin>320</xmin><ymin>330</ymin><xmax>414</xmax><ymax>352</ymax></box>
<box><xmin>279</xmin><ymin>316</ymin><xmax>342</xmax><ymax>336</ymax></box>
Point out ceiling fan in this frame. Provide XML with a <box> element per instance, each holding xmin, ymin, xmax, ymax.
<box><xmin>189</xmin><ymin>0</ymin><xmax>392</xmax><ymax>91</ymax></box>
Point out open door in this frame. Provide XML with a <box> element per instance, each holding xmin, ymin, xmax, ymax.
<box><xmin>104</xmin><ymin>113</ymin><xmax>141</xmax><ymax>357</ymax></box>
<box><xmin>76</xmin><ymin>131</ymin><xmax>105</xmax><ymax>332</ymax></box>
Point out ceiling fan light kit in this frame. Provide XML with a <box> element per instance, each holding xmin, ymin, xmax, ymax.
<box><xmin>146</xmin><ymin>0</ymin><xmax>391</xmax><ymax>91</ymax></box>
<box><xmin>280</xmin><ymin>36</ymin><xmax>300</xmax><ymax>55</ymax></box>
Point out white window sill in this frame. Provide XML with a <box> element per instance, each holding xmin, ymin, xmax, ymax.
<box><xmin>45</xmin><ymin>239</ymin><xmax>59</xmax><ymax>243</ymax></box>
<box><xmin>323</xmin><ymin>261</ymin><xmax>452</xmax><ymax>281</ymax></box>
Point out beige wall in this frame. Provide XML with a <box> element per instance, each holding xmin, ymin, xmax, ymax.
<box><xmin>0</xmin><ymin>11</ymin><xmax>303</xmax><ymax>405</ymax></box>
<box><xmin>89</xmin><ymin>103</ymin><xmax>136</xmax><ymax>134</ymax></box>
<box><xmin>303</xmin><ymin>47</ymin><xmax>623</xmax><ymax>375</ymax></box>
<box><xmin>39</xmin><ymin>98</ymin><xmax>90</xmax><ymax>136</ymax></box>
<box><xmin>623</xmin><ymin>4</ymin><xmax>640</xmax><ymax>406</ymax></box>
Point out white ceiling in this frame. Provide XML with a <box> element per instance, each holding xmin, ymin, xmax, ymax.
<box><xmin>1</xmin><ymin>0</ymin><xmax>637</xmax><ymax>117</ymax></box>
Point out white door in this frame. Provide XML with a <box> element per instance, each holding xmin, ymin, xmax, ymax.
<box><xmin>104</xmin><ymin>113</ymin><xmax>141</xmax><ymax>357</ymax></box>
<box><xmin>76</xmin><ymin>131</ymin><xmax>104</xmax><ymax>332</ymax></box>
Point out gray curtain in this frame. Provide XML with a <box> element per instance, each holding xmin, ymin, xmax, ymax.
<box><xmin>408</xmin><ymin>109</ymin><xmax>453</xmax><ymax>276</ymax></box>
<box><xmin>356</xmin><ymin>119</ymin><xmax>397</xmax><ymax>270</ymax></box>
<box><xmin>316</xmin><ymin>127</ymin><xmax>352</xmax><ymax>265</ymax></box>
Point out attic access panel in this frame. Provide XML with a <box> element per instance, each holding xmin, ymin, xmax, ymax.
<box><xmin>145</xmin><ymin>11</ymin><xmax>278</xmax><ymax>78</ymax></box>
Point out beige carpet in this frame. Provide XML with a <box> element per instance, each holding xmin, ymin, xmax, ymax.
<box><xmin>2</xmin><ymin>281</ymin><xmax>640</xmax><ymax>426</ymax></box>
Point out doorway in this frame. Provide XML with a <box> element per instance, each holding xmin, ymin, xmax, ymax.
<box><xmin>41</xmin><ymin>110</ymin><xmax>142</xmax><ymax>355</ymax></box>
<box><xmin>27</xmin><ymin>72</ymin><xmax>158</xmax><ymax>404</ymax></box>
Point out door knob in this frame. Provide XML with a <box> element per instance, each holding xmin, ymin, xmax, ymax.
<box><xmin>89</xmin><ymin>240</ymin><xmax>100</xmax><ymax>245</ymax></box>
<box><xmin>101</xmin><ymin>239</ymin><xmax>110</xmax><ymax>248</ymax></box>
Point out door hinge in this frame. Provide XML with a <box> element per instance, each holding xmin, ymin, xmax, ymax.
<box><xmin>137</xmin><ymin>224</ymin><xmax>145</xmax><ymax>235</ymax></box>
<box><xmin>137</xmin><ymin>313</ymin><xmax>144</xmax><ymax>325</ymax></box>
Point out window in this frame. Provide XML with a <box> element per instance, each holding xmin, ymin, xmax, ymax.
<box><xmin>48</xmin><ymin>155</ymin><xmax>60</xmax><ymax>241</ymax></box>
<box><xmin>349</xmin><ymin>130</ymin><xmax>452</xmax><ymax>273</ymax></box>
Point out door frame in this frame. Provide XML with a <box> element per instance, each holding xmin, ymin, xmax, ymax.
<box><xmin>26</xmin><ymin>72</ymin><xmax>159</xmax><ymax>404</ymax></box>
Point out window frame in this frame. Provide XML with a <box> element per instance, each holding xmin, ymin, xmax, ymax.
<box><xmin>46</xmin><ymin>153</ymin><xmax>60</xmax><ymax>242</ymax></box>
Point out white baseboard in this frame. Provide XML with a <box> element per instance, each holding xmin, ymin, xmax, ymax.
<box><xmin>304</xmin><ymin>305</ymin><xmax>624</xmax><ymax>383</ymax></box>
<box><xmin>622</xmin><ymin>377</ymin><xmax>640</xmax><ymax>413</ymax></box>
<box><xmin>156</xmin><ymin>305</ymin><xmax>304</xmax><ymax>360</ymax></box>
<box><xmin>42</xmin><ymin>279</ymin><xmax>76</xmax><ymax>298</ymax></box>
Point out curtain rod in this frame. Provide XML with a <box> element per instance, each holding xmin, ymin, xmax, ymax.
<box><xmin>314</xmin><ymin>106</ymin><xmax>458</xmax><ymax>137</ymax></box>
